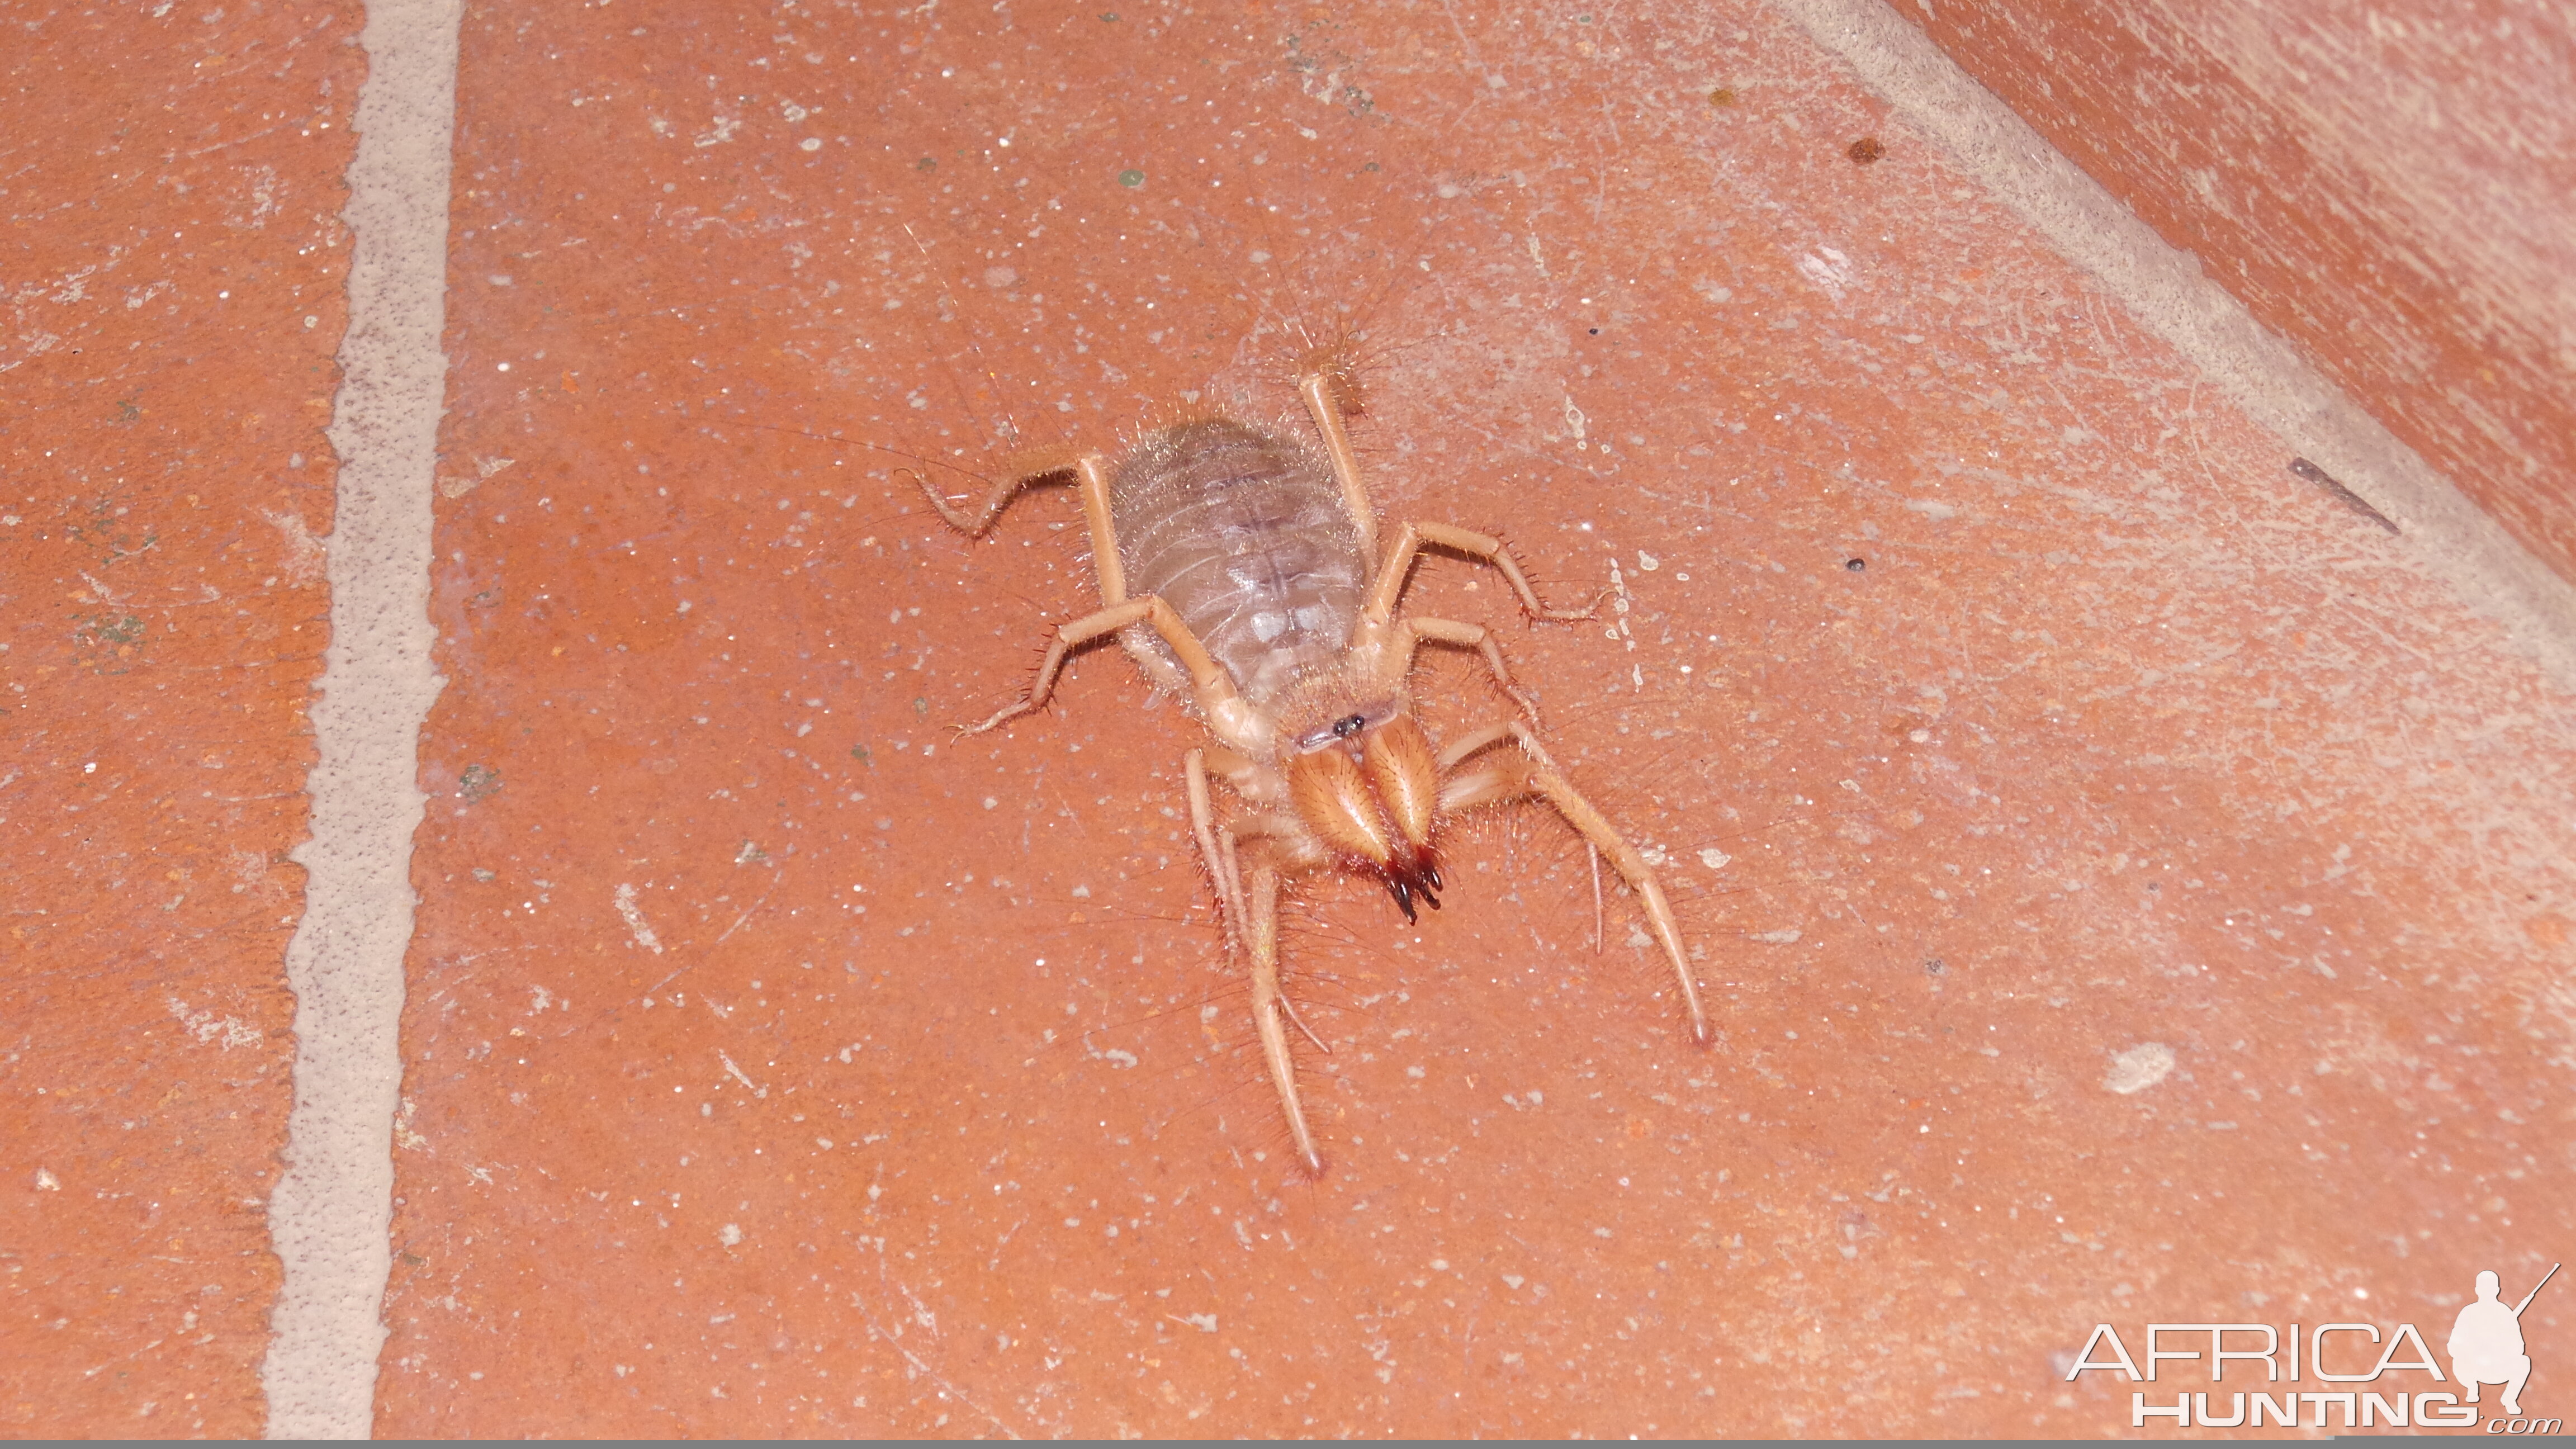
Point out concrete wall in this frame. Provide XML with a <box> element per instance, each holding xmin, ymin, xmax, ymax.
<box><xmin>1903</xmin><ymin>0</ymin><xmax>2576</xmax><ymax>584</ymax></box>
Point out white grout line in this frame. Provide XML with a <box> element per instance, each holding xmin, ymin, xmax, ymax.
<box><xmin>260</xmin><ymin>0</ymin><xmax>460</xmax><ymax>1438</ymax></box>
<box><xmin>1774</xmin><ymin>0</ymin><xmax>2576</xmax><ymax>690</ymax></box>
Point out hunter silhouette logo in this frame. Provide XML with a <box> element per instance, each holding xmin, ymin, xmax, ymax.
<box><xmin>2451</xmin><ymin>1263</ymin><xmax>2555</xmax><ymax>1417</ymax></box>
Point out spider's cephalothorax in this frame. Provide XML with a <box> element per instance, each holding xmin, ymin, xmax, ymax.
<box><xmin>918</xmin><ymin>363</ymin><xmax>1707</xmax><ymax>1175</ymax></box>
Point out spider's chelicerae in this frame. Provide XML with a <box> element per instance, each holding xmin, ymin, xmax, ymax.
<box><xmin>919</xmin><ymin>354</ymin><xmax>1707</xmax><ymax>1174</ymax></box>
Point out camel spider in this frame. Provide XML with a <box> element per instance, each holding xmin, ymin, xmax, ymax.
<box><xmin>916</xmin><ymin>361</ymin><xmax>1708</xmax><ymax>1174</ymax></box>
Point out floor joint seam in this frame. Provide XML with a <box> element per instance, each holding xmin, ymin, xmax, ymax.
<box><xmin>258</xmin><ymin>0</ymin><xmax>461</xmax><ymax>1437</ymax></box>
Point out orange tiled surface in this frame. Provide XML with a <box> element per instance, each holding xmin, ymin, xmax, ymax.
<box><xmin>1905</xmin><ymin>0</ymin><xmax>2576</xmax><ymax>588</ymax></box>
<box><xmin>375</xmin><ymin>0</ymin><xmax>2574</xmax><ymax>1438</ymax></box>
<box><xmin>1</xmin><ymin>2</ymin><xmax>361</xmax><ymax>1437</ymax></box>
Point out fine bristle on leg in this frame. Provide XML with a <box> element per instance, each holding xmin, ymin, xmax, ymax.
<box><xmin>1589</xmin><ymin>844</ymin><xmax>1605</xmax><ymax>955</ymax></box>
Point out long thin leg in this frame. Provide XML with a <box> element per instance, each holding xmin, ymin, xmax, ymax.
<box><xmin>1244</xmin><ymin>864</ymin><xmax>1325</xmax><ymax>1176</ymax></box>
<box><xmin>1209</xmin><ymin>825</ymin><xmax>1322</xmax><ymax>1062</ymax></box>
<box><xmin>963</xmin><ymin>594</ymin><xmax>1239</xmax><ymax>735</ymax></box>
<box><xmin>1511</xmin><ymin>723</ymin><xmax>1706</xmax><ymax>1045</ymax></box>
<box><xmin>1438</xmin><ymin>722</ymin><xmax>1710</xmax><ymax>1046</ymax></box>
<box><xmin>911</xmin><ymin>464</ymin><xmax>1043</xmax><ymax>537</ymax></box>
<box><xmin>1400</xmin><ymin>616</ymin><xmax>1543</xmax><ymax>726</ymax></box>
<box><xmin>1297</xmin><ymin>370</ymin><xmax>1377</xmax><ymax>565</ymax></box>
<box><xmin>1185</xmin><ymin>749</ymin><xmax>1244</xmax><ymax>955</ymax></box>
<box><xmin>1189</xmin><ymin>754</ymin><xmax>1327</xmax><ymax>1059</ymax></box>
<box><xmin>916</xmin><ymin>452</ymin><xmax>1129</xmax><ymax>607</ymax></box>
<box><xmin>1362</xmin><ymin>520</ymin><xmax>1599</xmax><ymax>625</ymax></box>
<box><xmin>1436</xmin><ymin>720</ymin><xmax>1517</xmax><ymax>771</ymax></box>
<box><xmin>1071</xmin><ymin>454</ymin><xmax>1128</xmax><ymax>606</ymax></box>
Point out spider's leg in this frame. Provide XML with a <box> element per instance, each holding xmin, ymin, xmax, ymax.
<box><xmin>1244</xmin><ymin>863</ymin><xmax>1325</xmax><ymax>1176</ymax></box>
<box><xmin>1438</xmin><ymin>724</ymin><xmax>1709</xmax><ymax>1046</ymax></box>
<box><xmin>962</xmin><ymin>595</ymin><xmax>1243</xmax><ymax>736</ymax></box>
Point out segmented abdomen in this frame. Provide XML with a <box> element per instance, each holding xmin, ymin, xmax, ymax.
<box><xmin>1112</xmin><ymin>418</ymin><xmax>1366</xmax><ymax>705</ymax></box>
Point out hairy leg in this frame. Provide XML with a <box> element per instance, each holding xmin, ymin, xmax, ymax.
<box><xmin>1185</xmin><ymin>750</ymin><xmax>1245</xmax><ymax>956</ymax></box>
<box><xmin>962</xmin><ymin>594</ymin><xmax>1244</xmax><ymax>736</ymax></box>
<box><xmin>1361</xmin><ymin>519</ymin><xmax>1600</xmax><ymax>626</ymax></box>
<box><xmin>1397</xmin><ymin>615</ymin><xmax>1543</xmax><ymax>726</ymax></box>
<box><xmin>1296</xmin><ymin>370</ymin><xmax>1377</xmax><ymax>565</ymax></box>
<box><xmin>1439</xmin><ymin>722</ymin><xmax>1710</xmax><ymax>1046</ymax></box>
<box><xmin>914</xmin><ymin>451</ymin><xmax>1129</xmax><ymax>608</ymax></box>
<box><xmin>1244</xmin><ymin>864</ymin><xmax>1324</xmax><ymax>1176</ymax></box>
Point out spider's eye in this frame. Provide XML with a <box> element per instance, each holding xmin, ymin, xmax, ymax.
<box><xmin>1332</xmin><ymin>713</ymin><xmax>1368</xmax><ymax>738</ymax></box>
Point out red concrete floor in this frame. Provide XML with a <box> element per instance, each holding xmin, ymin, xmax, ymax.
<box><xmin>374</xmin><ymin>0</ymin><xmax>2576</xmax><ymax>1437</ymax></box>
<box><xmin>1</xmin><ymin>2</ymin><xmax>362</xmax><ymax>1438</ymax></box>
<box><xmin>10</xmin><ymin>0</ymin><xmax>2574</xmax><ymax>1439</ymax></box>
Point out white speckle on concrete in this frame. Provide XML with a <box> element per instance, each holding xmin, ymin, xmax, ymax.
<box><xmin>2104</xmin><ymin>1042</ymin><xmax>2177</xmax><ymax>1095</ymax></box>
<box><xmin>168</xmin><ymin>996</ymin><xmax>264</xmax><ymax>1050</ymax></box>
<box><xmin>1794</xmin><ymin>245</ymin><xmax>1857</xmax><ymax>300</ymax></box>
<box><xmin>261</xmin><ymin>508</ymin><xmax>329</xmax><ymax>588</ymax></box>
<box><xmin>719</xmin><ymin>1050</ymin><xmax>769</xmax><ymax>1098</ymax></box>
<box><xmin>613</xmin><ymin>882</ymin><xmax>664</xmax><ymax>954</ymax></box>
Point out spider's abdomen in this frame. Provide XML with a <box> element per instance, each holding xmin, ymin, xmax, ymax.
<box><xmin>1112</xmin><ymin>418</ymin><xmax>1367</xmax><ymax>705</ymax></box>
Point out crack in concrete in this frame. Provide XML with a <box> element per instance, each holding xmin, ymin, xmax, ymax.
<box><xmin>259</xmin><ymin>0</ymin><xmax>460</xmax><ymax>1437</ymax></box>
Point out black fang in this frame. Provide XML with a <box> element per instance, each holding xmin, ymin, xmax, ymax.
<box><xmin>1385</xmin><ymin>859</ymin><xmax>1444</xmax><ymax>924</ymax></box>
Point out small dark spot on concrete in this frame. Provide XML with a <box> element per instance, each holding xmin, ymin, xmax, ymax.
<box><xmin>850</xmin><ymin>744</ymin><xmax>873</xmax><ymax>766</ymax></box>
<box><xmin>1707</xmin><ymin>86</ymin><xmax>1736</xmax><ymax>107</ymax></box>
<box><xmin>1847</xmin><ymin>136</ymin><xmax>1884</xmax><ymax>165</ymax></box>
<box><xmin>914</xmin><ymin>156</ymin><xmax>936</xmax><ymax>172</ymax></box>
<box><xmin>1116</xmin><ymin>168</ymin><xmax>1145</xmax><ymax>188</ymax></box>
<box><xmin>1923</xmin><ymin>958</ymin><xmax>1944</xmax><ymax>976</ymax></box>
<box><xmin>458</xmin><ymin>764</ymin><xmax>501</xmax><ymax>802</ymax></box>
<box><xmin>913</xmin><ymin>698</ymin><xmax>930</xmax><ymax>716</ymax></box>
<box><xmin>1845</xmin><ymin>557</ymin><xmax>1867</xmax><ymax>572</ymax></box>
